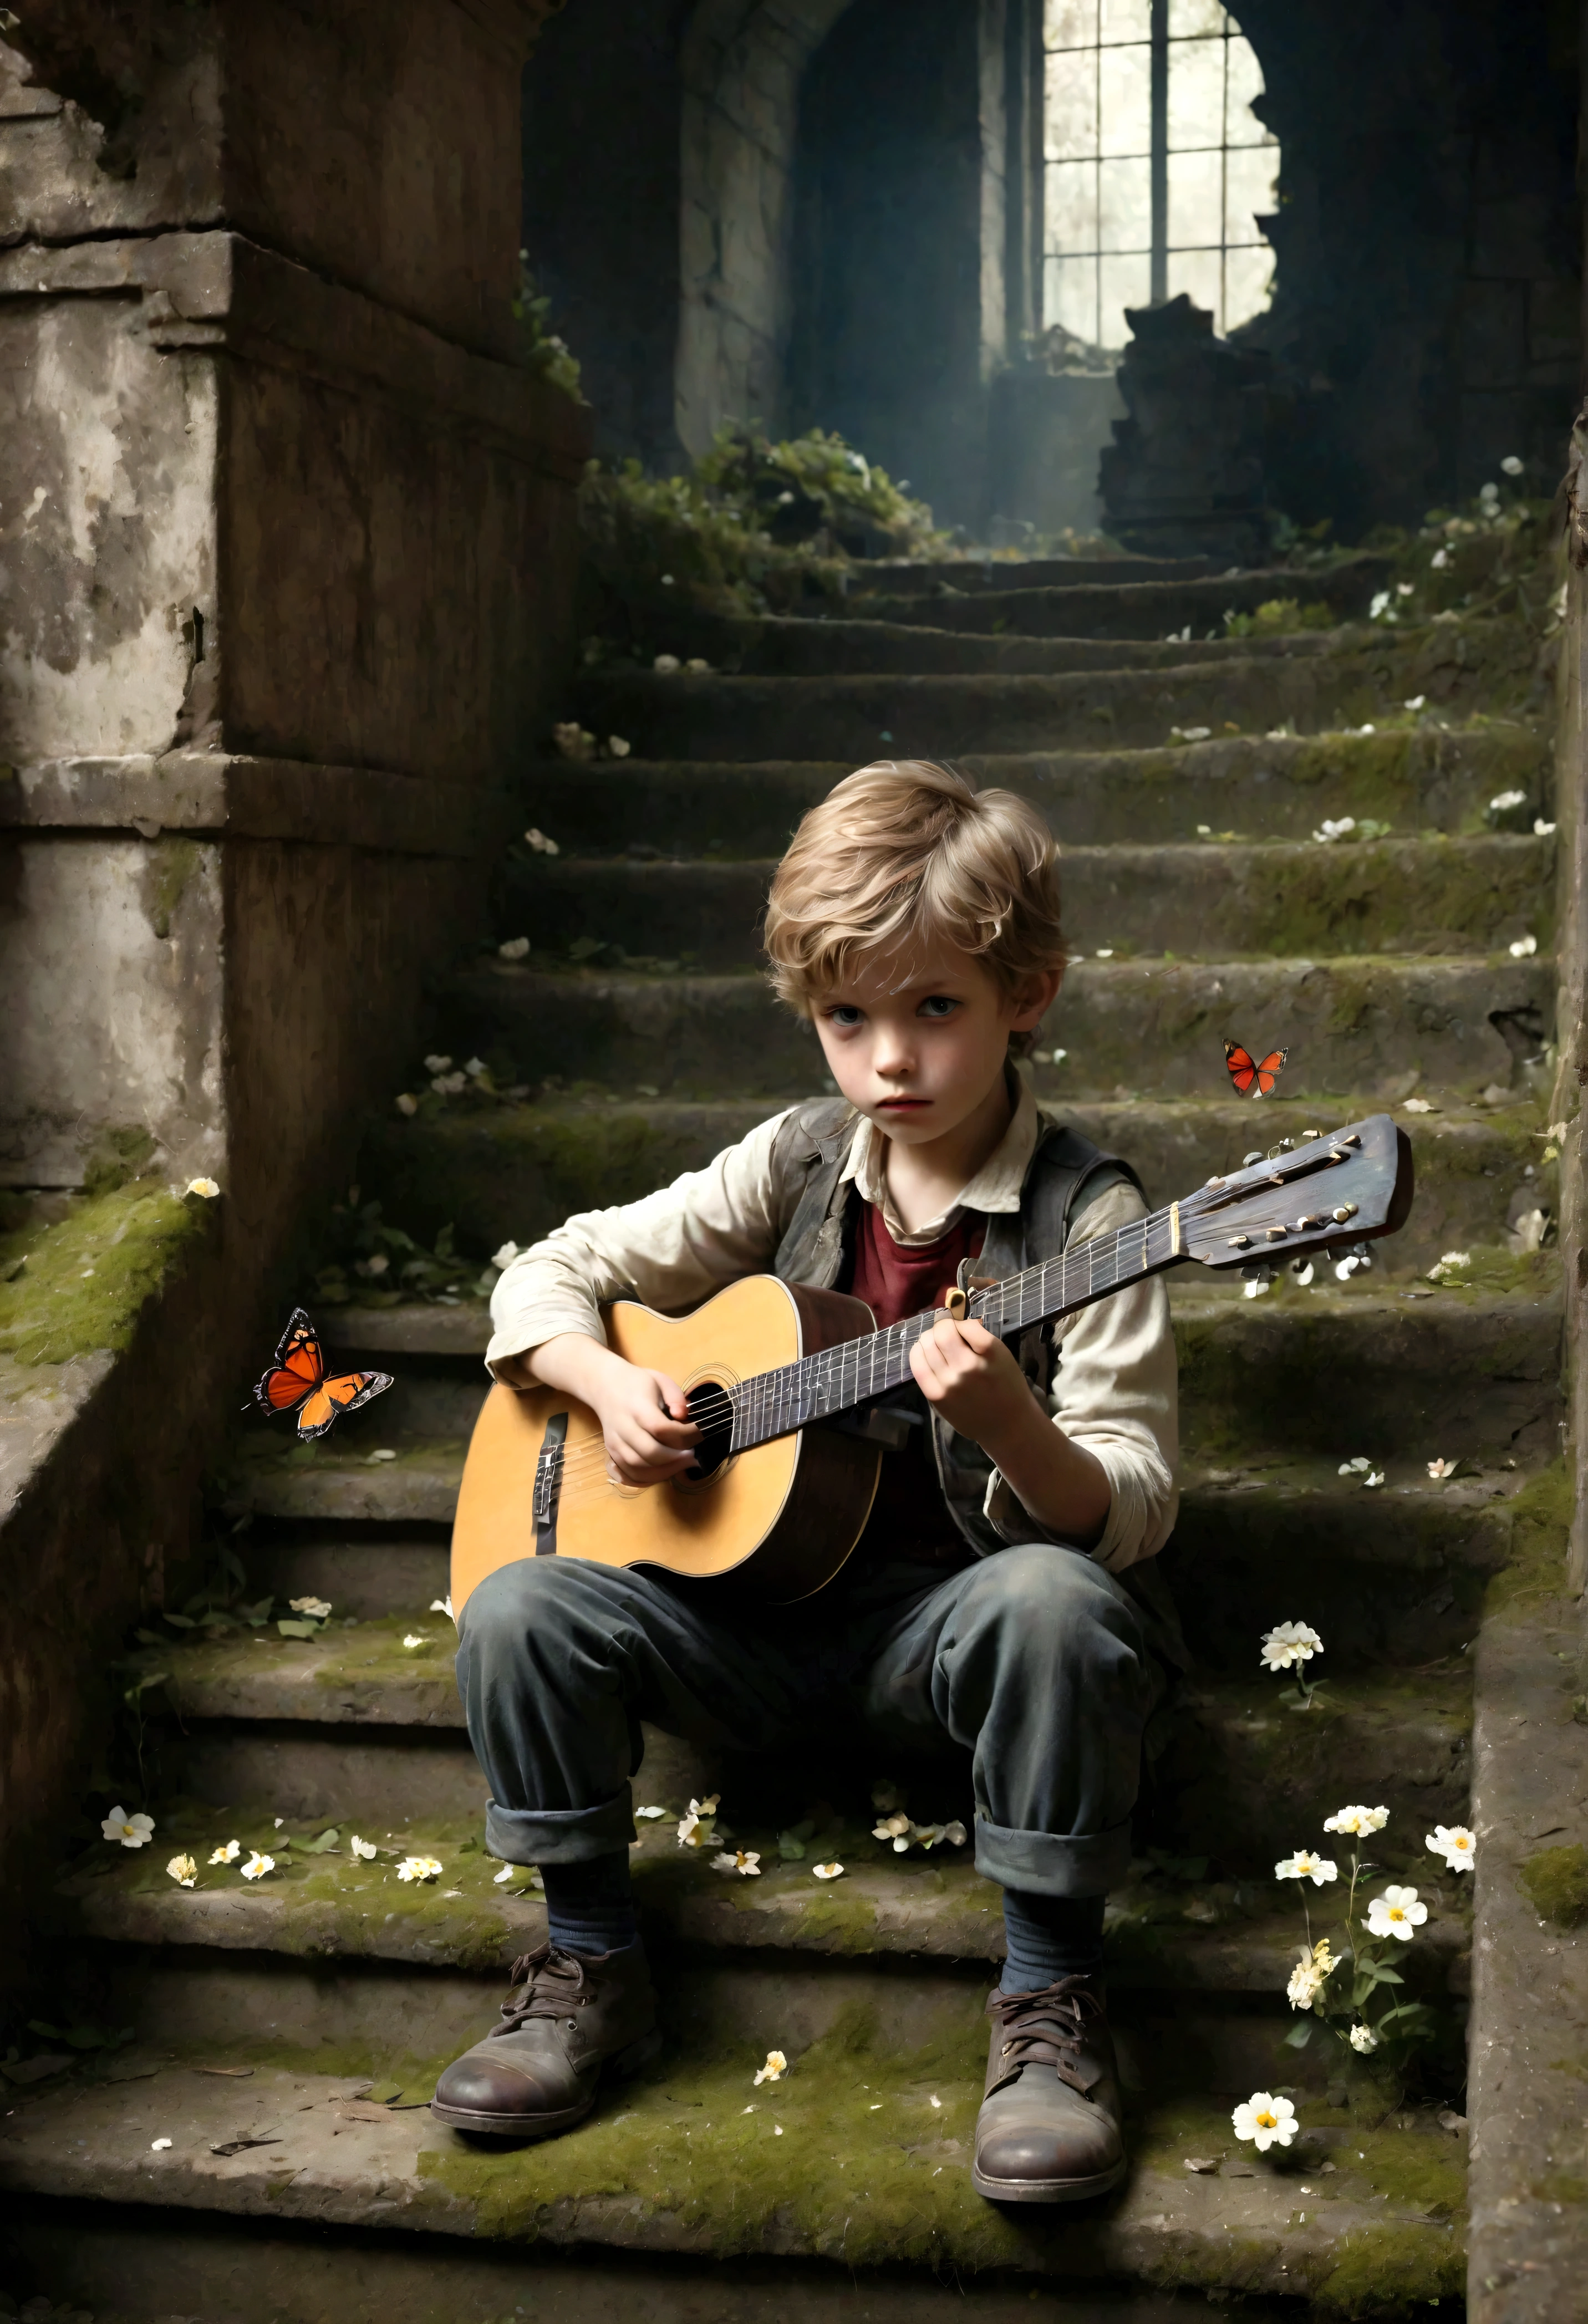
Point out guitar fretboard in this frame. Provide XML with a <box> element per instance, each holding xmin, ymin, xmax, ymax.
<box><xmin>725</xmin><ymin>1202</ymin><xmax>1183</xmax><ymax>1455</ymax></box>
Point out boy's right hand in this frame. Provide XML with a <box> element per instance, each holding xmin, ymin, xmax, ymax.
<box><xmin>526</xmin><ymin>1335</ymin><xmax>701</xmax><ymax>1485</ymax></box>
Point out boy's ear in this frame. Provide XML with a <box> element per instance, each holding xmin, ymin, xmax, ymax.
<box><xmin>1007</xmin><ymin>967</ymin><xmax>1063</xmax><ymax>1031</ymax></box>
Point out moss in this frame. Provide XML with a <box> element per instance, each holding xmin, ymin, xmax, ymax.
<box><xmin>1485</xmin><ymin>1460</ymin><xmax>1572</xmax><ymax>1618</ymax></box>
<box><xmin>139</xmin><ymin>834</ymin><xmax>201</xmax><ymax>940</ymax></box>
<box><xmin>1233</xmin><ymin>835</ymin><xmax>1550</xmax><ymax>960</ymax></box>
<box><xmin>0</xmin><ymin>1179</ymin><xmax>207</xmax><ymax>1364</ymax></box>
<box><xmin>1315</xmin><ymin>2224</ymin><xmax>1465</xmax><ymax>2317</ymax></box>
<box><xmin>1517</xmin><ymin>1843</ymin><xmax>1588</xmax><ymax>1929</ymax></box>
<box><xmin>79</xmin><ymin>1124</ymin><xmax>157</xmax><ymax>1198</ymax></box>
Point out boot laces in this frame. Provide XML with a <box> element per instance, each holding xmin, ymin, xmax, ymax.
<box><xmin>990</xmin><ymin>1974</ymin><xmax>1103</xmax><ymax>2091</ymax></box>
<box><xmin>490</xmin><ymin>1943</ymin><xmax>594</xmax><ymax>2037</ymax></box>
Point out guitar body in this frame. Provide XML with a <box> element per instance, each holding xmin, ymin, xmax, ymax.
<box><xmin>451</xmin><ymin>1277</ymin><xmax>883</xmax><ymax>1618</ymax></box>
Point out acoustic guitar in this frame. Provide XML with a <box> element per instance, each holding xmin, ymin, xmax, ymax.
<box><xmin>451</xmin><ymin>1114</ymin><xmax>1412</xmax><ymax>1612</ymax></box>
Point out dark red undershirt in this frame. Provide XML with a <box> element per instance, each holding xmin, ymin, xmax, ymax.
<box><xmin>839</xmin><ymin>1202</ymin><xmax>984</xmax><ymax>1569</ymax></box>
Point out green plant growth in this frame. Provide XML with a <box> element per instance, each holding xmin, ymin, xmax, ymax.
<box><xmin>0</xmin><ymin>1178</ymin><xmax>208</xmax><ymax>1365</ymax></box>
<box><xmin>1517</xmin><ymin>1843</ymin><xmax>1588</xmax><ymax>1929</ymax></box>
<box><xmin>511</xmin><ymin>253</ymin><xmax>582</xmax><ymax>401</ymax></box>
<box><xmin>1224</xmin><ymin>596</ymin><xmax>1337</xmax><ymax>638</ymax></box>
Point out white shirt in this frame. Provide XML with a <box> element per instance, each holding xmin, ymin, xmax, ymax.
<box><xmin>486</xmin><ymin>1082</ymin><xmax>1178</xmax><ymax>1573</ymax></box>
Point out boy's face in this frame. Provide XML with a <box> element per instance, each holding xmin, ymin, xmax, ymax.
<box><xmin>811</xmin><ymin>943</ymin><xmax>1060</xmax><ymax>1150</ymax></box>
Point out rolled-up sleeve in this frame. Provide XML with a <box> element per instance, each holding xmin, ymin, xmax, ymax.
<box><xmin>985</xmin><ymin>1178</ymin><xmax>1179</xmax><ymax>1572</ymax></box>
<box><xmin>485</xmin><ymin>1109</ymin><xmax>795</xmax><ymax>1383</ymax></box>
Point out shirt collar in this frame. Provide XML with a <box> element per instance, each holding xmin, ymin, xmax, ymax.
<box><xmin>839</xmin><ymin>1073</ymin><xmax>1041</xmax><ymax>1245</ymax></box>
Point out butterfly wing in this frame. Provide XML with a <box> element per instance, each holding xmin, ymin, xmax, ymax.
<box><xmin>253</xmin><ymin>1307</ymin><xmax>324</xmax><ymax>1417</ymax></box>
<box><xmin>1223</xmin><ymin>1041</ymin><xmax>1258</xmax><ymax>1096</ymax></box>
<box><xmin>1253</xmin><ymin>1047</ymin><xmax>1289</xmax><ymax>1097</ymax></box>
<box><xmin>294</xmin><ymin>1368</ymin><xmax>394</xmax><ymax>1442</ymax></box>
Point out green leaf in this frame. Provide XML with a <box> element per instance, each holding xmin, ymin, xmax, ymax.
<box><xmin>276</xmin><ymin>1618</ymin><xmax>317</xmax><ymax>1638</ymax></box>
<box><xmin>26</xmin><ymin>2020</ymin><xmax>63</xmax><ymax>2040</ymax></box>
<box><xmin>777</xmin><ymin>1831</ymin><xmax>807</xmax><ymax>1861</ymax></box>
<box><xmin>296</xmin><ymin>1828</ymin><xmax>339</xmax><ymax>1854</ymax></box>
<box><xmin>1282</xmin><ymin>2019</ymin><xmax>1314</xmax><ymax>2048</ymax></box>
<box><xmin>162</xmin><ymin>1611</ymin><xmax>196</xmax><ymax>1629</ymax></box>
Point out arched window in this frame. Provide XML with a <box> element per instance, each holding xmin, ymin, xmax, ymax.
<box><xmin>1044</xmin><ymin>0</ymin><xmax>1278</xmax><ymax>350</ymax></box>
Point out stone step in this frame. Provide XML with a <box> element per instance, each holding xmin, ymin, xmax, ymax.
<box><xmin>846</xmin><ymin>557</ymin><xmax>1391</xmax><ymax>636</ymax></box>
<box><xmin>850</xmin><ymin>552</ymin><xmax>1221</xmax><ymax>592</ymax></box>
<box><xmin>0</xmin><ymin>1983</ymin><xmax>1467</xmax><ymax>2306</ymax></box>
<box><xmin>218</xmin><ymin>1281</ymin><xmax>1562</xmax><ymax>1535</ymax></box>
<box><xmin>569</xmin><ymin>619</ymin><xmax>1536</xmax><ymax>760</ymax></box>
<box><xmin>437</xmin><ymin>951</ymin><xmax>1554</xmax><ymax>1105</ymax></box>
<box><xmin>630</xmin><ymin>612</ymin><xmax>1362</xmax><ymax>679</ymax></box>
<box><xmin>503</xmin><ymin>834</ymin><xmax>1550</xmax><ymax>970</ymax></box>
<box><xmin>520</xmin><ymin>725</ymin><xmax>1550</xmax><ymax>859</ymax></box>
<box><xmin>357</xmin><ymin>1096</ymin><xmax>1549</xmax><ymax>1275</ymax></box>
<box><xmin>59</xmin><ymin>1805</ymin><xmax>1470</xmax><ymax>1989</ymax></box>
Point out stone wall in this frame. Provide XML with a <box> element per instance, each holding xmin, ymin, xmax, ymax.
<box><xmin>0</xmin><ymin>0</ymin><xmax>583</xmax><ymax>1934</ymax></box>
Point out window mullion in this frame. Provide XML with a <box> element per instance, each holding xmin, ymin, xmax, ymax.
<box><xmin>1149</xmin><ymin>0</ymin><xmax>1168</xmax><ymax>304</ymax></box>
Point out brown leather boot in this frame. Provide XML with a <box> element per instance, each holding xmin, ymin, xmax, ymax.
<box><xmin>971</xmin><ymin>1974</ymin><xmax>1127</xmax><ymax>2203</ymax></box>
<box><xmin>430</xmin><ymin>1941</ymin><xmax>660</xmax><ymax>2140</ymax></box>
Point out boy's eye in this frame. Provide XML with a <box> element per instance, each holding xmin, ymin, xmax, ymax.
<box><xmin>826</xmin><ymin>1004</ymin><xmax>864</xmax><ymax>1028</ymax></box>
<box><xmin>918</xmin><ymin>995</ymin><xmax>959</xmax><ymax>1019</ymax></box>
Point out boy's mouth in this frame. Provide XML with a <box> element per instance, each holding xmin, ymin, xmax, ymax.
<box><xmin>877</xmin><ymin>1096</ymin><xmax>931</xmax><ymax>1110</ymax></box>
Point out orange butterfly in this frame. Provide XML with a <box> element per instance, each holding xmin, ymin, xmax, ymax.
<box><xmin>253</xmin><ymin>1307</ymin><xmax>393</xmax><ymax>1440</ymax></box>
<box><xmin>1223</xmin><ymin>1039</ymin><xmax>1288</xmax><ymax>1098</ymax></box>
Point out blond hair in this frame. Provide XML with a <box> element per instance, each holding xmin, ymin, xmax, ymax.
<box><xmin>762</xmin><ymin>761</ymin><xmax>1065</xmax><ymax>1017</ymax></box>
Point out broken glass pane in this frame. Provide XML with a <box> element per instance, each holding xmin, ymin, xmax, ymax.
<box><xmin>1099</xmin><ymin>40</ymin><xmax>1152</xmax><ymax>155</ymax></box>
<box><xmin>1046</xmin><ymin>49</ymin><xmax>1099</xmax><ymax>161</ymax></box>
<box><xmin>1224</xmin><ymin>28</ymin><xmax>1269</xmax><ymax>129</ymax></box>
<box><xmin>1224</xmin><ymin>141</ymin><xmax>1280</xmax><ymax>241</ymax></box>
<box><xmin>1169</xmin><ymin>0</ymin><xmax>1226</xmax><ymax>34</ymax></box>
<box><xmin>1223</xmin><ymin>241</ymin><xmax>1275</xmax><ymax>329</ymax></box>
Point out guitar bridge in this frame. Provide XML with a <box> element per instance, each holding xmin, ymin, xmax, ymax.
<box><xmin>534</xmin><ymin>1411</ymin><xmax>569</xmax><ymax>1556</ymax></box>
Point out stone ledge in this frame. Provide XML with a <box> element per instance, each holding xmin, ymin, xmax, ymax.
<box><xmin>0</xmin><ymin>755</ymin><xmax>519</xmax><ymax>858</ymax></box>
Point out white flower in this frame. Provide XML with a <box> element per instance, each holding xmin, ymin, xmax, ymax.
<box><xmin>872</xmin><ymin>1812</ymin><xmax>913</xmax><ymax>1853</ymax></box>
<box><xmin>493</xmin><ymin>1863</ymin><xmax>515</xmax><ymax>1884</ymax></box>
<box><xmin>1094</xmin><ymin>948</ymin><xmax>1114</xmax><ymax>960</ymax></box>
<box><xmin>1427</xmin><ymin>1824</ymin><xmax>1475</xmax><ymax>1872</ymax></box>
<box><xmin>1314</xmin><ymin>816</ymin><xmax>1357</xmax><ymax>843</ymax></box>
<box><xmin>525</xmin><ymin>827</ymin><xmax>561</xmax><ymax>854</ymax></box>
<box><xmin>1287</xmin><ymin>1938</ymin><xmax>1335</xmax><ymax>2010</ymax></box>
<box><xmin>685</xmin><ymin>659</ymin><xmax>711</xmax><ymax>675</ymax></box>
<box><xmin>551</xmin><ymin>723</ymin><xmax>595</xmax><ymax>762</ymax></box>
<box><xmin>1335</xmin><ymin>1254</ymin><xmax>1365</xmax><ymax>1280</ymax></box>
<box><xmin>396</xmin><ymin>1856</ymin><xmax>442</xmax><ymax>1883</ymax></box>
<box><xmin>430</xmin><ymin>1596</ymin><xmax>455</xmax><ymax>1621</ymax></box>
<box><xmin>367</xmin><ymin>1447</ymin><xmax>396</xmax><ymax>1464</ymax></box>
<box><xmin>1340</xmin><ymin>1456</ymin><xmax>1370</xmax><ymax>1474</ymax></box>
<box><xmin>1403</xmin><ymin>1096</ymin><xmax>1433</xmax><ymax>1113</ymax></box>
<box><xmin>1368</xmin><ymin>591</ymin><xmax>1393</xmax><ymax>620</ymax></box>
<box><xmin>1509</xmin><ymin>934</ymin><xmax>1538</xmax><ymax>957</ymax></box>
<box><xmin>241</xmin><ymin>1852</ymin><xmax>274</xmax><ymax>1880</ymax></box>
<box><xmin>1427</xmin><ymin>1250</ymin><xmax>1470</xmax><ymax>1281</ymax></box>
<box><xmin>711</xmin><ymin>1849</ymin><xmax>761</xmax><ymax>1877</ymax></box>
<box><xmin>1324</xmin><ymin>1805</ymin><xmax>1390</xmax><ymax>1836</ymax></box>
<box><xmin>1501</xmin><ymin>455</ymin><xmax>1524</xmax><ymax>476</ymax></box>
<box><xmin>1489</xmin><ymin>789</ymin><xmax>1526</xmax><ymax>813</ymax></box>
<box><xmin>1349</xmin><ymin>2022</ymin><xmax>1380</xmax><ymax>2053</ymax></box>
<box><xmin>1479</xmin><ymin>481</ymin><xmax>1500</xmax><ymax>504</ymax></box>
<box><xmin>1276</xmin><ymin>1850</ymin><xmax>1338</xmax><ymax>1885</ymax></box>
<box><xmin>350</xmin><ymin>1836</ymin><xmax>377</xmax><ymax>1861</ymax></box>
<box><xmin>498</xmin><ymin>937</ymin><xmax>531</xmax><ymax>961</ymax></box>
<box><xmin>676</xmin><ymin>1795</ymin><xmax>720</xmax><ymax>1848</ymax></box>
<box><xmin>1397</xmin><ymin>582</ymin><xmax>1414</xmax><ymax>597</ymax></box>
<box><xmin>1260</xmin><ymin>1621</ymin><xmax>1324</xmax><ymax>1671</ymax></box>
<box><xmin>1431</xmin><ymin>546</ymin><xmax>1449</xmax><ymax>568</ymax></box>
<box><xmin>401</xmin><ymin>1634</ymin><xmax>425</xmax><ymax>1650</ymax></box>
<box><xmin>491</xmin><ymin>1241</ymin><xmax>520</xmax><ymax>1270</ymax></box>
<box><xmin>463</xmin><ymin>1058</ymin><xmax>488</xmax><ymax>1081</ymax></box>
<box><xmin>1535</xmin><ymin>818</ymin><xmax>1557</xmax><ymax>837</ymax></box>
<box><xmin>753</xmin><ymin>2049</ymin><xmax>787</xmax><ymax>2086</ymax></box>
<box><xmin>1427</xmin><ymin>1457</ymin><xmax>1458</xmax><ymax>1480</ymax></box>
<box><xmin>1170</xmin><ymin>725</ymin><xmax>1211</xmax><ymax>742</ymax></box>
<box><xmin>635</xmin><ymin>1805</ymin><xmax>667</xmax><ymax>1820</ymax></box>
<box><xmin>1231</xmin><ymin>2091</ymin><xmax>1296</xmax><ymax>2151</ymax></box>
<box><xmin>166</xmin><ymin>1854</ymin><xmax>197</xmax><ymax>1887</ymax></box>
<box><xmin>183</xmin><ymin>1177</ymin><xmax>221</xmax><ymax>1199</ymax></box>
<box><xmin>424</xmin><ymin>1054</ymin><xmax>452</xmax><ymax>1074</ymax></box>
<box><xmin>395</xmin><ymin>1093</ymin><xmax>419</xmax><ymax>1115</ymax></box>
<box><xmin>1363</xmin><ymin>1470</ymin><xmax>1385</xmax><ymax>1488</ymax></box>
<box><xmin>812</xmin><ymin>1861</ymin><xmax>844</xmax><ymax>1879</ymax></box>
<box><xmin>102</xmin><ymin>1808</ymin><xmax>155</xmax><ymax>1849</ymax></box>
<box><xmin>1366</xmin><ymin>1884</ymin><xmax>1427</xmax><ymax>1940</ymax></box>
<box><xmin>1403</xmin><ymin>695</ymin><xmax>1426</xmax><ymax>711</ymax></box>
<box><xmin>151</xmin><ymin>2137</ymin><xmax>172</xmax><ymax>2151</ymax></box>
<box><xmin>209</xmin><ymin>1840</ymin><xmax>240</xmax><ymax>1864</ymax></box>
<box><xmin>653</xmin><ymin>654</ymin><xmax>681</xmax><ymax>674</ymax></box>
<box><xmin>289</xmin><ymin>1596</ymin><xmax>332</xmax><ymax>1619</ymax></box>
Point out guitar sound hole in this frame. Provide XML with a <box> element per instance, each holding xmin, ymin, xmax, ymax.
<box><xmin>684</xmin><ymin>1379</ymin><xmax>733</xmax><ymax>1480</ymax></box>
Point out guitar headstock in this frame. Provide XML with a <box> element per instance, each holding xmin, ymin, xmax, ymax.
<box><xmin>1180</xmin><ymin>1113</ymin><xmax>1414</xmax><ymax>1271</ymax></box>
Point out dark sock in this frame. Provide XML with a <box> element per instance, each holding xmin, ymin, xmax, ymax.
<box><xmin>1000</xmin><ymin>1888</ymin><xmax>1106</xmax><ymax>1994</ymax></box>
<box><xmin>539</xmin><ymin>1849</ymin><xmax>639</xmax><ymax>1958</ymax></box>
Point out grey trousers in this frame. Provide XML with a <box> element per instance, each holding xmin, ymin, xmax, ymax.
<box><xmin>456</xmin><ymin>1542</ymin><xmax>1159</xmax><ymax>1898</ymax></box>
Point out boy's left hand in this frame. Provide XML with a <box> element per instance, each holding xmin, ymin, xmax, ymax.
<box><xmin>908</xmin><ymin>1311</ymin><xmax>1030</xmax><ymax>1447</ymax></box>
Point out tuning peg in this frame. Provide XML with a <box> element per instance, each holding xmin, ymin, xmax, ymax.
<box><xmin>1266</xmin><ymin>1139</ymin><xmax>1295</xmax><ymax>1159</ymax></box>
<box><xmin>1241</xmin><ymin>1150</ymin><xmax>1264</xmax><ymax>1168</ymax></box>
<box><xmin>1331</xmin><ymin>1203</ymin><xmax>1358</xmax><ymax>1222</ymax></box>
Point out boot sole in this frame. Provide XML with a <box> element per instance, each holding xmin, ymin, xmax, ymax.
<box><xmin>970</xmin><ymin>2153</ymin><xmax>1128</xmax><ymax>2205</ymax></box>
<box><xmin>429</xmin><ymin>2027</ymin><xmax>663</xmax><ymax>2142</ymax></box>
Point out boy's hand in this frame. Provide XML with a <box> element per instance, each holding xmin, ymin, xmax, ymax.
<box><xmin>591</xmin><ymin>1362</ymin><xmax>701</xmax><ymax>1484</ymax></box>
<box><xmin>908</xmin><ymin>1312</ymin><xmax>1029</xmax><ymax>1446</ymax></box>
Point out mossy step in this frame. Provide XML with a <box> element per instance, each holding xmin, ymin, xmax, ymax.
<box><xmin>846</xmin><ymin>556</ymin><xmax>1390</xmax><ymax>637</ymax></box>
<box><xmin>503</xmin><ymin>833</ymin><xmax>1550</xmax><ymax>969</ymax></box>
<box><xmin>437</xmin><ymin>951</ymin><xmax>1553</xmax><ymax>1104</ymax></box>
<box><xmin>356</xmin><ymin>1096</ymin><xmax>1550</xmax><ymax>1277</ymax></box>
<box><xmin>569</xmin><ymin>619</ymin><xmax>1536</xmax><ymax>761</ymax></box>
<box><xmin>621</xmin><ymin>613</ymin><xmax>1361</xmax><ymax>680</ymax></box>
<box><xmin>0</xmin><ymin>2024</ymin><xmax>1465</xmax><ymax>2306</ymax></box>
<box><xmin>850</xmin><ymin>551</ymin><xmax>1222</xmax><ymax>592</ymax></box>
<box><xmin>59</xmin><ymin>1808</ymin><xmax>1468</xmax><ymax>1990</ymax></box>
<box><xmin>521</xmin><ymin>725</ymin><xmax>1550</xmax><ymax>858</ymax></box>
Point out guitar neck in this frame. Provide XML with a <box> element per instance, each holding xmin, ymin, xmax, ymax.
<box><xmin>726</xmin><ymin>1200</ymin><xmax>1184</xmax><ymax>1455</ymax></box>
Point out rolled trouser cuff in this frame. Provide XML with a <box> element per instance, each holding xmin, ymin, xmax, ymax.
<box><xmin>973</xmin><ymin>1813</ymin><xmax>1133</xmax><ymax>1898</ymax></box>
<box><xmin>485</xmin><ymin>1787</ymin><xmax>636</xmax><ymax>1866</ymax></box>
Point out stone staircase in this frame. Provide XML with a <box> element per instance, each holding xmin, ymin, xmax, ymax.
<box><xmin>0</xmin><ymin>546</ymin><xmax>1566</xmax><ymax>2321</ymax></box>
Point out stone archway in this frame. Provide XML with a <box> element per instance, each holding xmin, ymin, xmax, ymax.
<box><xmin>675</xmin><ymin>0</ymin><xmax>859</xmax><ymax>454</ymax></box>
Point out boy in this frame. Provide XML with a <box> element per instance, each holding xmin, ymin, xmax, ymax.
<box><xmin>432</xmin><ymin>761</ymin><xmax>1178</xmax><ymax>2204</ymax></box>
